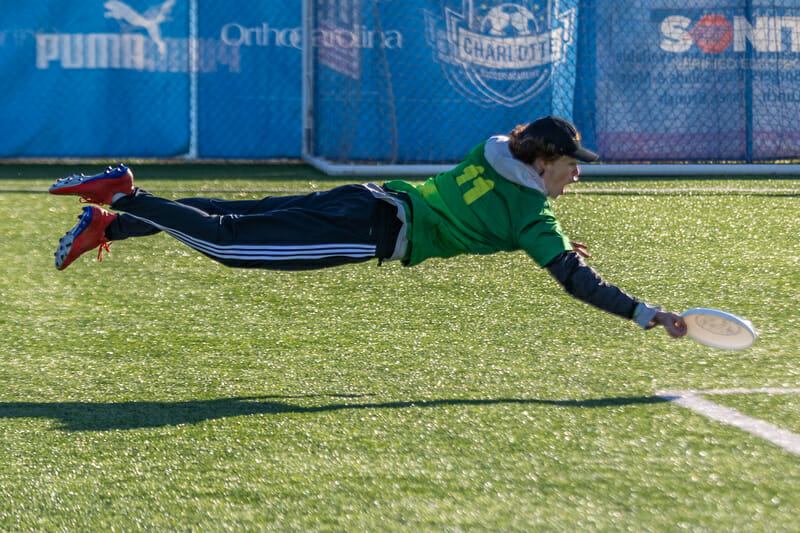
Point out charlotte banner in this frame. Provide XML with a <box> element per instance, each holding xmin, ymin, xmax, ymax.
<box><xmin>309</xmin><ymin>0</ymin><xmax>581</xmax><ymax>163</ymax></box>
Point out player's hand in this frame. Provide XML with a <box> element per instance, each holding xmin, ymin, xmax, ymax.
<box><xmin>654</xmin><ymin>311</ymin><xmax>688</xmax><ymax>338</ymax></box>
<box><xmin>571</xmin><ymin>241</ymin><xmax>591</xmax><ymax>258</ymax></box>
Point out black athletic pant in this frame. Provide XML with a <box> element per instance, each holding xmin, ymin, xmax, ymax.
<box><xmin>107</xmin><ymin>185</ymin><xmax>403</xmax><ymax>270</ymax></box>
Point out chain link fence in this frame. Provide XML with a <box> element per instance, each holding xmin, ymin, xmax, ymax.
<box><xmin>2</xmin><ymin>1</ymin><xmax>799</xmax><ymax>162</ymax></box>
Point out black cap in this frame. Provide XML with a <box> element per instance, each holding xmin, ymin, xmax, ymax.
<box><xmin>520</xmin><ymin>116</ymin><xmax>599</xmax><ymax>162</ymax></box>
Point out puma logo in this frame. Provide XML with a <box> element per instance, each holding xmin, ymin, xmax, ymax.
<box><xmin>104</xmin><ymin>0</ymin><xmax>175</xmax><ymax>55</ymax></box>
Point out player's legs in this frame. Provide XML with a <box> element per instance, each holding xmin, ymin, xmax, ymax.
<box><xmin>110</xmin><ymin>185</ymin><xmax>400</xmax><ymax>270</ymax></box>
<box><xmin>49</xmin><ymin>164</ymin><xmax>335</xmax><ymax>239</ymax></box>
<box><xmin>106</xmin><ymin>213</ymin><xmax>161</xmax><ymax>240</ymax></box>
<box><xmin>54</xmin><ymin>195</ymin><xmax>329</xmax><ymax>269</ymax></box>
<box><xmin>106</xmin><ymin>194</ymin><xmax>318</xmax><ymax>240</ymax></box>
<box><xmin>175</xmin><ymin>194</ymin><xmax>317</xmax><ymax>216</ymax></box>
<box><xmin>105</xmin><ymin>195</ymin><xmax>271</xmax><ymax>240</ymax></box>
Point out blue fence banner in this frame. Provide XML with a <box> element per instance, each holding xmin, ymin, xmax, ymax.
<box><xmin>577</xmin><ymin>0</ymin><xmax>800</xmax><ymax>161</ymax></box>
<box><xmin>0</xmin><ymin>1</ymin><xmax>302</xmax><ymax>158</ymax></box>
<box><xmin>1</xmin><ymin>1</ymin><xmax>798</xmax><ymax>162</ymax></box>
<box><xmin>197</xmin><ymin>2</ymin><xmax>302</xmax><ymax>158</ymax></box>
<box><xmin>309</xmin><ymin>0</ymin><xmax>580</xmax><ymax>163</ymax></box>
<box><xmin>2</xmin><ymin>1</ymin><xmax>191</xmax><ymax>157</ymax></box>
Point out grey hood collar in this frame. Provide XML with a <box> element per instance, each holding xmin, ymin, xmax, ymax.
<box><xmin>483</xmin><ymin>135</ymin><xmax>545</xmax><ymax>194</ymax></box>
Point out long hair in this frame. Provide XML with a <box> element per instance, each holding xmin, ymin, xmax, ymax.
<box><xmin>507</xmin><ymin>124</ymin><xmax>561</xmax><ymax>165</ymax></box>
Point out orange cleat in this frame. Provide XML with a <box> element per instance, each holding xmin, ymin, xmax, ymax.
<box><xmin>49</xmin><ymin>164</ymin><xmax>134</xmax><ymax>206</ymax></box>
<box><xmin>54</xmin><ymin>206</ymin><xmax>117</xmax><ymax>270</ymax></box>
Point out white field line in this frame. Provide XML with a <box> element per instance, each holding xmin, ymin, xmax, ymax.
<box><xmin>656</xmin><ymin>388</ymin><xmax>800</xmax><ymax>456</ymax></box>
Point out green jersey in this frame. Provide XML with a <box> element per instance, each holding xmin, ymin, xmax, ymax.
<box><xmin>385</xmin><ymin>138</ymin><xmax>572</xmax><ymax>268</ymax></box>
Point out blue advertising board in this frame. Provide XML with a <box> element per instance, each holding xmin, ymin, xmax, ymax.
<box><xmin>577</xmin><ymin>0</ymin><xmax>800</xmax><ymax>161</ymax></box>
<box><xmin>197</xmin><ymin>1</ymin><xmax>302</xmax><ymax>158</ymax></box>
<box><xmin>0</xmin><ymin>0</ymin><xmax>302</xmax><ymax>158</ymax></box>
<box><xmin>310</xmin><ymin>0</ymin><xmax>580</xmax><ymax>163</ymax></box>
<box><xmin>1</xmin><ymin>1</ymin><xmax>798</xmax><ymax>162</ymax></box>
<box><xmin>749</xmin><ymin>0</ymin><xmax>800</xmax><ymax>160</ymax></box>
<box><xmin>1</xmin><ymin>1</ymin><xmax>192</xmax><ymax>157</ymax></box>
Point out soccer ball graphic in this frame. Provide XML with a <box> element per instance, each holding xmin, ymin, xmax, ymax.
<box><xmin>483</xmin><ymin>4</ymin><xmax>536</xmax><ymax>36</ymax></box>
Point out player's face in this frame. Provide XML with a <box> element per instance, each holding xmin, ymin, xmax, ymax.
<box><xmin>539</xmin><ymin>156</ymin><xmax>580</xmax><ymax>199</ymax></box>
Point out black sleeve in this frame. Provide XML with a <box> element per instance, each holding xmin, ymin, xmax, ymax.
<box><xmin>545</xmin><ymin>250</ymin><xmax>639</xmax><ymax>320</ymax></box>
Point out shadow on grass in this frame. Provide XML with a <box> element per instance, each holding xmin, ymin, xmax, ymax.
<box><xmin>0</xmin><ymin>395</ymin><xmax>670</xmax><ymax>432</ymax></box>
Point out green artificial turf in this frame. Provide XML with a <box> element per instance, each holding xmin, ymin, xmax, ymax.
<box><xmin>0</xmin><ymin>164</ymin><xmax>798</xmax><ymax>530</ymax></box>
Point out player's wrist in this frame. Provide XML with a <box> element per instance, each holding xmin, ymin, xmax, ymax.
<box><xmin>633</xmin><ymin>302</ymin><xmax>661</xmax><ymax>330</ymax></box>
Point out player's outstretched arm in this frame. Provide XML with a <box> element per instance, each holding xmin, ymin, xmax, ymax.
<box><xmin>545</xmin><ymin>250</ymin><xmax>686</xmax><ymax>338</ymax></box>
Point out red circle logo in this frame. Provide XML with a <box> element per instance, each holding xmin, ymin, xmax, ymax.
<box><xmin>690</xmin><ymin>14</ymin><xmax>733</xmax><ymax>53</ymax></box>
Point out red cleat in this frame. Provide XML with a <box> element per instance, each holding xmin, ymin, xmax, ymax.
<box><xmin>49</xmin><ymin>164</ymin><xmax>134</xmax><ymax>205</ymax></box>
<box><xmin>54</xmin><ymin>206</ymin><xmax>117</xmax><ymax>270</ymax></box>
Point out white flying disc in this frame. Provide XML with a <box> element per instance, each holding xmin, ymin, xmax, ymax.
<box><xmin>681</xmin><ymin>308</ymin><xmax>757</xmax><ymax>350</ymax></box>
